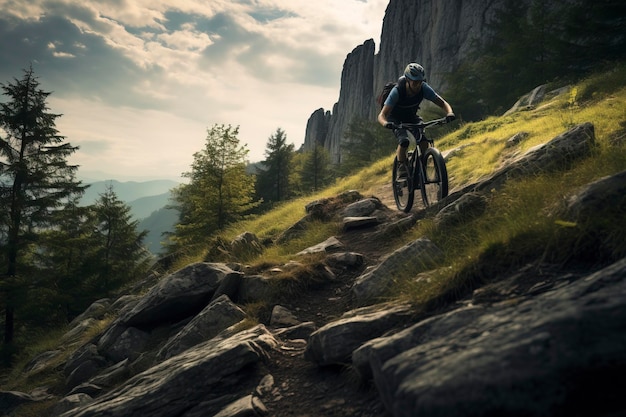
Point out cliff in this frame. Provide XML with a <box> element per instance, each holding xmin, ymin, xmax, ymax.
<box><xmin>304</xmin><ymin>0</ymin><xmax>529</xmax><ymax>163</ymax></box>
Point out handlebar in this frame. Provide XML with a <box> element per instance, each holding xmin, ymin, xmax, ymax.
<box><xmin>386</xmin><ymin>117</ymin><xmax>449</xmax><ymax>130</ymax></box>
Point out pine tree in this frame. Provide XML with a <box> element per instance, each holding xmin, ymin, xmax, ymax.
<box><xmin>35</xmin><ymin>196</ymin><xmax>98</xmax><ymax>322</ymax></box>
<box><xmin>301</xmin><ymin>145</ymin><xmax>331</xmax><ymax>193</ymax></box>
<box><xmin>256</xmin><ymin>128</ymin><xmax>294</xmax><ymax>204</ymax></box>
<box><xmin>88</xmin><ymin>184</ymin><xmax>150</xmax><ymax>296</ymax></box>
<box><xmin>0</xmin><ymin>67</ymin><xmax>85</xmax><ymax>348</ymax></box>
<box><xmin>169</xmin><ymin>124</ymin><xmax>257</xmax><ymax>251</ymax></box>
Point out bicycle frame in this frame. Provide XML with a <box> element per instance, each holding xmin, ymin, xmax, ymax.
<box><xmin>391</xmin><ymin>117</ymin><xmax>449</xmax><ymax>211</ymax></box>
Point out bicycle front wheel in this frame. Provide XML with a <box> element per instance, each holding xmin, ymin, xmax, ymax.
<box><xmin>420</xmin><ymin>147</ymin><xmax>448</xmax><ymax>207</ymax></box>
<box><xmin>392</xmin><ymin>157</ymin><xmax>414</xmax><ymax>212</ymax></box>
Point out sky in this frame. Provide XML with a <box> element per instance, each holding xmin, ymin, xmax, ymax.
<box><xmin>0</xmin><ymin>0</ymin><xmax>388</xmax><ymax>182</ymax></box>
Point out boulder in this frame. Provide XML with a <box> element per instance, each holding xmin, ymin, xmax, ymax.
<box><xmin>563</xmin><ymin>169</ymin><xmax>626</xmax><ymax>221</ymax></box>
<box><xmin>157</xmin><ymin>294</ymin><xmax>247</xmax><ymax>360</ymax></box>
<box><xmin>270</xmin><ymin>305</ymin><xmax>300</xmax><ymax>327</ymax></box>
<box><xmin>341</xmin><ymin>198</ymin><xmax>382</xmax><ymax>218</ymax></box>
<box><xmin>304</xmin><ymin>303</ymin><xmax>413</xmax><ymax>366</ymax></box>
<box><xmin>351</xmin><ymin>238</ymin><xmax>444</xmax><ymax>305</ymax></box>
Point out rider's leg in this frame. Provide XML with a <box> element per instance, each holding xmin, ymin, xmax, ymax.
<box><xmin>396</xmin><ymin>144</ymin><xmax>407</xmax><ymax>162</ymax></box>
<box><xmin>395</xmin><ymin>128</ymin><xmax>410</xmax><ymax>161</ymax></box>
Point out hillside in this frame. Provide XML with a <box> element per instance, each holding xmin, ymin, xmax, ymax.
<box><xmin>2</xmin><ymin>67</ymin><xmax>625</xmax><ymax>417</ymax></box>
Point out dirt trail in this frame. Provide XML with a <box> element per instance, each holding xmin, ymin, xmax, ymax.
<box><xmin>259</xmin><ymin>187</ymin><xmax>403</xmax><ymax>417</ymax></box>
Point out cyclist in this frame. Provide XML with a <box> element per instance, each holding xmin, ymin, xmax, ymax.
<box><xmin>377</xmin><ymin>63</ymin><xmax>455</xmax><ymax>178</ymax></box>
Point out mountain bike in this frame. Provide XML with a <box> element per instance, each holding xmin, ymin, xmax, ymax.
<box><xmin>389</xmin><ymin>117</ymin><xmax>450</xmax><ymax>212</ymax></box>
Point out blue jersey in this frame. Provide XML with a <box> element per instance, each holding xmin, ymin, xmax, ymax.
<box><xmin>384</xmin><ymin>81</ymin><xmax>438</xmax><ymax>122</ymax></box>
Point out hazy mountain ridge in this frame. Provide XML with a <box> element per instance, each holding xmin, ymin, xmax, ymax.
<box><xmin>80</xmin><ymin>179</ymin><xmax>180</xmax><ymax>207</ymax></box>
<box><xmin>79</xmin><ymin>179</ymin><xmax>181</xmax><ymax>255</ymax></box>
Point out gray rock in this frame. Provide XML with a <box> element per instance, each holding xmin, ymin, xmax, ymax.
<box><xmin>270</xmin><ymin>305</ymin><xmax>300</xmax><ymax>327</ymax></box>
<box><xmin>0</xmin><ymin>390</ymin><xmax>36</xmax><ymax>413</ymax></box>
<box><xmin>122</xmin><ymin>262</ymin><xmax>243</xmax><ymax>328</ymax></box>
<box><xmin>230</xmin><ymin>232</ymin><xmax>263</xmax><ymax>259</ymax></box>
<box><xmin>325</xmin><ymin>252</ymin><xmax>365</xmax><ymax>271</ymax></box>
<box><xmin>60</xmin><ymin>325</ymin><xmax>277</xmax><ymax>417</ymax></box>
<box><xmin>351</xmin><ymin>238</ymin><xmax>444</xmax><ymax>305</ymax></box>
<box><xmin>433</xmin><ymin>192</ymin><xmax>487</xmax><ymax>228</ymax></box>
<box><xmin>23</xmin><ymin>349</ymin><xmax>62</xmax><ymax>374</ymax></box>
<box><xmin>54</xmin><ymin>393</ymin><xmax>93</xmax><ymax>415</ymax></box>
<box><xmin>106</xmin><ymin>327</ymin><xmax>149</xmax><ymax>363</ymax></box>
<box><xmin>505</xmin><ymin>131</ymin><xmax>530</xmax><ymax>148</ymax></box>
<box><xmin>296</xmin><ymin>236</ymin><xmax>344</xmax><ymax>256</ymax></box>
<box><xmin>67</xmin><ymin>383</ymin><xmax>104</xmax><ymax>398</ymax></box>
<box><xmin>273</xmin><ymin>321</ymin><xmax>318</xmax><ymax>341</ymax></box>
<box><xmin>66</xmin><ymin>360</ymin><xmax>102</xmax><ymax>392</ymax></box>
<box><xmin>88</xmin><ymin>359</ymin><xmax>131</xmax><ymax>388</ymax></box>
<box><xmin>237</xmin><ymin>275</ymin><xmax>275</xmax><ymax>304</ymax></box>
<box><xmin>564</xmin><ymin>169</ymin><xmax>626</xmax><ymax>221</ymax></box>
<box><xmin>97</xmin><ymin>263</ymin><xmax>243</xmax><ymax>353</ymax></box>
<box><xmin>64</xmin><ymin>344</ymin><xmax>106</xmax><ymax>378</ymax></box>
<box><xmin>157</xmin><ymin>294</ymin><xmax>247</xmax><ymax>360</ymax></box>
<box><xmin>342</xmin><ymin>216</ymin><xmax>380</xmax><ymax>231</ymax></box>
<box><xmin>61</xmin><ymin>319</ymin><xmax>97</xmax><ymax>344</ymax></box>
<box><xmin>68</xmin><ymin>299</ymin><xmax>111</xmax><ymax>328</ymax></box>
<box><xmin>304</xmin><ymin>303</ymin><xmax>413</xmax><ymax>366</ymax></box>
<box><xmin>212</xmin><ymin>394</ymin><xmax>267</xmax><ymax>417</ymax></box>
<box><xmin>341</xmin><ymin>198</ymin><xmax>382</xmax><ymax>218</ymax></box>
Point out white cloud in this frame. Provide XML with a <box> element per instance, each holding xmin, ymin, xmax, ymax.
<box><xmin>0</xmin><ymin>0</ymin><xmax>388</xmax><ymax>181</ymax></box>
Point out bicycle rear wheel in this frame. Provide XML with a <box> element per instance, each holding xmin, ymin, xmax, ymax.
<box><xmin>420</xmin><ymin>147</ymin><xmax>448</xmax><ymax>207</ymax></box>
<box><xmin>392</xmin><ymin>157</ymin><xmax>414</xmax><ymax>212</ymax></box>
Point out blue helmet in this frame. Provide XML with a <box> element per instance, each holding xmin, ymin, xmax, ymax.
<box><xmin>404</xmin><ymin>63</ymin><xmax>425</xmax><ymax>81</ymax></box>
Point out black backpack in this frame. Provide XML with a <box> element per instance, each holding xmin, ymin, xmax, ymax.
<box><xmin>376</xmin><ymin>77</ymin><xmax>407</xmax><ymax>108</ymax></box>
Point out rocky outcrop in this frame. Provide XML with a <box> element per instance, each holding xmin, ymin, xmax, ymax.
<box><xmin>301</xmin><ymin>108</ymin><xmax>330</xmax><ymax>151</ymax></box>
<box><xmin>323</xmin><ymin>40</ymin><xmax>376</xmax><ymax>163</ymax></box>
<box><xmin>351</xmin><ymin>256</ymin><xmax>626</xmax><ymax>417</ymax></box>
<box><xmin>304</xmin><ymin>0</ymin><xmax>534</xmax><ymax>163</ymax></box>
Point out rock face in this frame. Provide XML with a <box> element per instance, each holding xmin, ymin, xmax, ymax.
<box><xmin>303</xmin><ymin>0</ymin><xmax>532</xmax><ymax>163</ymax></box>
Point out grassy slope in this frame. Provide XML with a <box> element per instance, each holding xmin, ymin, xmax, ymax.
<box><xmin>3</xmin><ymin>66</ymin><xmax>626</xmax><ymax>397</ymax></box>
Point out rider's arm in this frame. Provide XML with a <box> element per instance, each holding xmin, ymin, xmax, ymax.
<box><xmin>431</xmin><ymin>94</ymin><xmax>454</xmax><ymax>115</ymax></box>
<box><xmin>423</xmin><ymin>84</ymin><xmax>454</xmax><ymax>118</ymax></box>
<box><xmin>378</xmin><ymin>105</ymin><xmax>392</xmax><ymax>127</ymax></box>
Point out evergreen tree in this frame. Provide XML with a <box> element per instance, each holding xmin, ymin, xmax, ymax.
<box><xmin>301</xmin><ymin>145</ymin><xmax>331</xmax><ymax>193</ymax></box>
<box><xmin>34</xmin><ymin>196</ymin><xmax>97</xmax><ymax>322</ymax></box>
<box><xmin>0</xmin><ymin>67</ymin><xmax>85</xmax><ymax>348</ymax></box>
<box><xmin>88</xmin><ymin>185</ymin><xmax>150</xmax><ymax>296</ymax></box>
<box><xmin>256</xmin><ymin>128</ymin><xmax>294</xmax><ymax>204</ymax></box>
<box><xmin>169</xmin><ymin>124</ymin><xmax>257</xmax><ymax>250</ymax></box>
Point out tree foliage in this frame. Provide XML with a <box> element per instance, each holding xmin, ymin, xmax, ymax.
<box><xmin>447</xmin><ymin>0</ymin><xmax>626</xmax><ymax>119</ymax></box>
<box><xmin>169</xmin><ymin>124</ymin><xmax>257</xmax><ymax>251</ymax></box>
<box><xmin>340</xmin><ymin>118</ymin><xmax>392</xmax><ymax>175</ymax></box>
<box><xmin>256</xmin><ymin>128</ymin><xmax>294</xmax><ymax>205</ymax></box>
<box><xmin>0</xmin><ymin>67</ymin><xmax>85</xmax><ymax>347</ymax></box>
<box><xmin>300</xmin><ymin>145</ymin><xmax>331</xmax><ymax>193</ymax></box>
<box><xmin>35</xmin><ymin>187</ymin><xmax>150</xmax><ymax>321</ymax></box>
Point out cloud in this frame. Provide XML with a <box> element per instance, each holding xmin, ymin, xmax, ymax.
<box><xmin>0</xmin><ymin>0</ymin><xmax>388</xmax><ymax>181</ymax></box>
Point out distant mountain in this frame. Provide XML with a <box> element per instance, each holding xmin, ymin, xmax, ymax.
<box><xmin>128</xmin><ymin>192</ymin><xmax>175</xmax><ymax>221</ymax></box>
<box><xmin>80</xmin><ymin>179</ymin><xmax>181</xmax><ymax>206</ymax></box>
<box><xmin>138</xmin><ymin>206</ymin><xmax>179</xmax><ymax>255</ymax></box>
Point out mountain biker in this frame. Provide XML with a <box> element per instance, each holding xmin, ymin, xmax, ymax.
<box><xmin>377</xmin><ymin>63</ymin><xmax>455</xmax><ymax>178</ymax></box>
